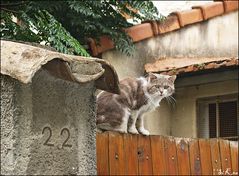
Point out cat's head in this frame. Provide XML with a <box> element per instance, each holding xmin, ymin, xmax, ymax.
<box><xmin>146</xmin><ymin>73</ymin><xmax>176</xmax><ymax>98</ymax></box>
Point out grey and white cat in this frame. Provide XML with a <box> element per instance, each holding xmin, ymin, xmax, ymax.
<box><xmin>96</xmin><ymin>73</ymin><xmax>176</xmax><ymax>135</ymax></box>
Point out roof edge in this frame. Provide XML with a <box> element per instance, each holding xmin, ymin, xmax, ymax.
<box><xmin>88</xmin><ymin>0</ymin><xmax>238</xmax><ymax>56</ymax></box>
<box><xmin>145</xmin><ymin>57</ymin><xmax>238</xmax><ymax>75</ymax></box>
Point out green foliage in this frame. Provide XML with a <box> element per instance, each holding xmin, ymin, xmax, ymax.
<box><xmin>1</xmin><ymin>0</ymin><xmax>164</xmax><ymax>56</ymax></box>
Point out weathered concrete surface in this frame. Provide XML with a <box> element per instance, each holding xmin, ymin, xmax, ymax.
<box><xmin>1</xmin><ymin>69</ymin><xmax>97</xmax><ymax>175</ymax></box>
<box><xmin>1</xmin><ymin>40</ymin><xmax>120</xmax><ymax>94</ymax></box>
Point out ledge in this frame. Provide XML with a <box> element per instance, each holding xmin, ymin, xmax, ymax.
<box><xmin>144</xmin><ymin>57</ymin><xmax>238</xmax><ymax>75</ymax></box>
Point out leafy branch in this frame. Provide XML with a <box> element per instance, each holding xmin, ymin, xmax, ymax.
<box><xmin>1</xmin><ymin>0</ymin><xmax>164</xmax><ymax>56</ymax></box>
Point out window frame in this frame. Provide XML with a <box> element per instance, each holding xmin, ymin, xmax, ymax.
<box><xmin>196</xmin><ymin>93</ymin><xmax>238</xmax><ymax>140</ymax></box>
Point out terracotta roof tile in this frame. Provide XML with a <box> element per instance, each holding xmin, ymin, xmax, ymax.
<box><xmin>192</xmin><ymin>2</ymin><xmax>224</xmax><ymax>20</ymax></box>
<box><xmin>88</xmin><ymin>1</ymin><xmax>238</xmax><ymax>56</ymax></box>
<box><xmin>157</xmin><ymin>15</ymin><xmax>181</xmax><ymax>34</ymax></box>
<box><xmin>171</xmin><ymin>9</ymin><xmax>203</xmax><ymax>27</ymax></box>
<box><xmin>184</xmin><ymin>65</ymin><xmax>195</xmax><ymax>72</ymax></box>
<box><xmin>145</xmin><ymin>57</ymin><xmax>238</xmax><ymax>75</ymax></box>
<box><xmin>143</xmin><ymin>20</ymin><xmax>159</xmax><ymax>35</ymax></box>
<box><xmin>88</xmin><ymin>36</ymin><xmax>114</xmax><ymax>56</ymax></box>
<box><xmin>216</xmin><ymin>0</ymin><xmax>239</xmax><ymax>13</ymax></box>
<box><xmin>204</xmin><ymin>62</ymin><xmax>218</xmax><ymax>69</ymax></box>
<box><xmin>1</xmin><ymin>40</ymin><xmax>120</xmax><ymax>94</ymax></box>
<box><xmin>125</xmin><ymin>23</ymin><xmax>154</xmax><ymax>42</ymax></box>
<box><xmin>224</xmin><ymin>1</ymin><xmax>238</xmax><ymax>12</ymax></box>
<box><xmin>226</xmin><ymin>58</ymin><xmax>239</xmax><ymax>66</ymax></box>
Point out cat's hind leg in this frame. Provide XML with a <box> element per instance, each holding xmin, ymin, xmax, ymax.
<box><xmin>97</xmin><ymin>123</ymin><xmax>128</xmax><ymax>133</ymax></box>
<box><xmin>97</xmin><ymin>108</ymin><xmax>130</xmax><ymax>134</ymax></box>
<box><xmin>115</xmin><ymin>108</ymin><xmax>130</xmax><ymax>133</ymax></box>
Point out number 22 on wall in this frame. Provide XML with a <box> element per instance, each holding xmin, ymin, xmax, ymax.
<box><xmin>42</xmin><ymin>127</ymin><xmax>72</xmax><ymax>148</ymax></box>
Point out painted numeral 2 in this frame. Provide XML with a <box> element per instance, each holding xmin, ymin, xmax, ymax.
<box><xmin>42</xmin><ymin>127</ymin><xmax>72</xmax><ymax>148</ymax></box>
<box><xmin>61</xmin><ymin>128</ymin><xmax>72</xmax><ymax>148</ymax></box>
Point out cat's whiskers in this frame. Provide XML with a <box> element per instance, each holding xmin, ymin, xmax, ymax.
<box><xmin>166</xmin><ymin>95</ymin><xmax>177</xmax><ymax>109</ymax></box>
<box><xmin>165</xmin><ymin>96</ymin><xmax>171</xmax><ymax>106</ymax></box>
<box><xmin>169</xmin><ymin>95</ymin><xmax>176</xmax><ymax>103</ymax></box>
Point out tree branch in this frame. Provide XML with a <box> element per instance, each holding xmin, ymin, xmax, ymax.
<box><xmin>1</xmin><ymin>7</ymin><xmax>19</xmax><ymax>14</ymax></box>
<box><xmin>1</xmin><ymin>1</ymin><xmax>29</xmax><ymax>7</ymax></box>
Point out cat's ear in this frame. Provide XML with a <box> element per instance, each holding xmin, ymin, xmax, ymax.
<box><xmin>147</xmin><ymin>72</ymin><xmax>157</xmax><ymax>82</ymax></box>
<box><xmin>169</xmin><ymin>75</ymin><xmax>177</xmax><ymax>83</ymax></box>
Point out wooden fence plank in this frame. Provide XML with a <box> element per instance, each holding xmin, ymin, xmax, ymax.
<box><xmin>176</xmin><ymin>138</ymin><xmax>191</xmax><ymax>175</ymax></box>
<box><xmin>97</xmin><ymin>133</ymin><xmax>238</xmax><ymax>176</ymax></box>
<box><xmin>150</xmin><ymin>135</ymin><xmax>166</xmax><ymax>175</ymax></box>
<box><xmin>108</xmin><ymin>132</ymin><xmax>125</xmax><ymax>175</ymax></box>
<box><xmin>138</xmin><ymin>135</ymin><xmax>153</xmax><ymax>175</ymax></box>
<box><xmin>189</xmin><ymin>139</ymin><xmax>201</xmax><ymax>175</ymax></box>
<box><xmin>230</xmin><ymin>141</ymin><xmax>238</xmax><ymax>175</ymax></box>
<box><xmin>123</xmin><ymin>134</ymin><xmax>138</xmax><ymax>175</ymax></box>
<box><xmin>164</xmin><ymin>136</ymin><xmax>178</xmax><ymax>175</ymax></box>
<box><xmin>219</xmin><ymin>139</ymin><xmax>232</xmax><ymax>175</ymax></box>
<box><xmin>96</xmin><ymin>132</ymin><xmax>109</xmax><ymax>175</ymax></box>
<box><xmin>209</xmin><ymin>139</ymin><xmax>222</xmax><ymax>175</ymax></box>
<box><xmin>199</xmin><ymin>139</ymin><xmax>213</xmax><ymax>175</ymax></box>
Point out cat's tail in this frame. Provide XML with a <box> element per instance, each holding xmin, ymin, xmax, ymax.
<box><xmin>96</xmin><ymin>115</ymin><xmax>111</xmax><ymax>132</ymax></box>
<box><xmin>97</xmin><ymin>123</ymin><xmax>114</xmax><ymax>132</ymax></box>
<box><xmin>96</xmin><ymin>115</ymin><xmax>106</xmax><ymax>124</ymax></box>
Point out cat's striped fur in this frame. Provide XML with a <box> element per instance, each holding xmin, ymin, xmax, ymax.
<box><xmin>96</xmin><ymin>73</ymin><xmax>176</xmax><ymax>135</ymax></box>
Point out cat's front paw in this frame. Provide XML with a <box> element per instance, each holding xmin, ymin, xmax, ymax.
<box><xmin>128</xmin><ymin>127</ymin><xmax>139</xmax><ymax>134</ymax></box>
<box><xmin>139</xmin><ymin>128</ymin><xmax>150</xmax><ymax>136</ymax></box>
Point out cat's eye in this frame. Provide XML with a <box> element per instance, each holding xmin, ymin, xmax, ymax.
<box><xmin>152</xmin><ymin>85</ymin><xmax>159</xmax><ymax>89</ymax></box>
<box><xmin>164</xmin><ymin>86</ymin><xmax>169</xmax><ymax>89</ymax></box>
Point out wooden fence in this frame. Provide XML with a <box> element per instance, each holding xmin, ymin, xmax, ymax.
<box><xmin>96</xmin><ymin>132</ymin><xmax>238</xmax><ymax>175</ymax></box>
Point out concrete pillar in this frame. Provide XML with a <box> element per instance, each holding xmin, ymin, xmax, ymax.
<box><xmin>1</xmin><ymin>69</ymin><xmax>97</xmax><ymax>175</ymax></box>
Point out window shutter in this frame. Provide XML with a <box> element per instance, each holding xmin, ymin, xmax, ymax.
<box><xmin>219</xmin><ymin>101</ymin><xmax>238</xmax><ymax>138</ymax></box>
<box><xmin>208</xmin><ymin>103</ymin><xmax>216</xmax><ymax>138</ymax></box>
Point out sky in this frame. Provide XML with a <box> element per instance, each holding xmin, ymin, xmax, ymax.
<box><xmin>153</xmin><ymin>0</ymin><xmax>213</xmax><ymax>16</ymax></box>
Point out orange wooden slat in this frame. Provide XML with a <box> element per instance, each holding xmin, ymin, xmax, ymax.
<box><xmin>176</xmin><ymin>138</ymin><xmax>191</xmax><ymax>175</ymax></box>
<box><xmin>123</xmin><ymin>134</ymin><xmax>138</xmax><ymax>175</ymax></box>
<box><xmin>199</xmin><ymin>139</ymin><xmax>213</xmax><ymax>175</ymax></box>
<box><xmin>150</xmin><ymin>135</ymin><xmax>167</xmax><ymax>175</ymax></box>
<box><xmin>209</xmin><ymin>139</ymin><xmax>222</xmax><ymax>175</ymax></box>
<box><xmin>189</xmin><ymin>139</ymin><xmax>201</xmax><ymax>175</ymax></box>
<box><xmin>108</xmin><ymin>132</ymin><xmax>125</xmax><ymax>175</ymax></box>
<box><xmin>138</xmin><ymin>135</ymin><xmax>153</xmax><ymax>175</ymax></box>
<box><xmin>164</xmin><ymin>136</ymin><xmax>178</xmax><ymax>175</ymax></box>
<box><xmin>230</xmin><ymin>141</ymin><xmax>238</xmax><ymax>174</ymax></box>
<box><xmin>97</xmin><ymin>133</ymin><xmax>238</xmax><ymax>176</ymax></box>
<box><xmin>219</xmin><ymin>139</ymin><xmax>232</xmax><ymax>175</ymax></box>
<box><xmin>96</xmin><ymin>132</ymin><xmax>109</xmax><ymax>175</ymax></box>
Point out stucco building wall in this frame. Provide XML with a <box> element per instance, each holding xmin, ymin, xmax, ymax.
<box><xmin>102</xmin><ymin>11</ymin><xmax>238</xmax><ymax>136</ymax></box>
<box><xmin>171</xmin><ymin>79</ymin><xmax>238</xmax><ymax>138</ymax></box>
<box><xmin>1</xmin><ymin>69</ymin><xmax>97</xmax><ymax>175</ymax></box>
<box><xmin>103</xmin><ymin>11</ymin><xmax>238</xmax><ymax>79</ymax></box>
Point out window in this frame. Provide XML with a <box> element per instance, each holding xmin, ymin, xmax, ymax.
<box><xmin>197</xmin><ymin>94</ymin><xmax>238</xmax><ymax>140</ymax></box>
